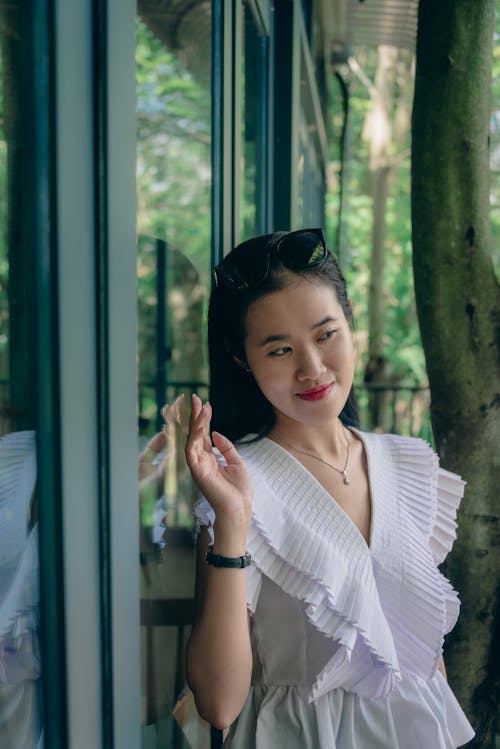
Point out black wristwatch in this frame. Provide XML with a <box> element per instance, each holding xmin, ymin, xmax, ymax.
<box><xmin>205</xmin><ymin>545</ymin><xmax>252</xmax><ymax>568</ymax></box>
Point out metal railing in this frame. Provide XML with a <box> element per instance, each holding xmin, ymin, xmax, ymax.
<box><xmin>357</xmin><ymin>382</ymin><xmax>433</xmax><ymax>443</ymax></box>
<box><xmin>138</xmin><ymin>379</ymin><xmax>433</xmax><ymax>442</ymax></box>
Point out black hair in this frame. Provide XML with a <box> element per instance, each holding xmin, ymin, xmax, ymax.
<box><xmin>208</xmin><ymin>231</ymin><xmax>360</xmax><ymax>442</ymax></box>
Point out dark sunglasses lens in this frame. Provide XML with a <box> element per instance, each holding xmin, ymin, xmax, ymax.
<box><xmin>217</xmin><ymin>239</ymin><xmax>270</xmax><ymax>290</ymax></box>
<box><xmin>279</xmin><ymin>231</ymin><xmax>326</xmax><ymax>269</ymax></box>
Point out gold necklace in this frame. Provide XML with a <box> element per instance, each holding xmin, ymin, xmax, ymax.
<box><xmin>271</xmin><ymin>426</ymin><xmax>352</xmax><ymax>486</ymax></box>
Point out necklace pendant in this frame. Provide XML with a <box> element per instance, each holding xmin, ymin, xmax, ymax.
<box><xmin>342</xmin><ymin>471</ymin><xmax>351</xmax><ymax>486</ymax></box>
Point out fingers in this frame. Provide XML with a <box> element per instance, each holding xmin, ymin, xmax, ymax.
<box><xmin>172</xmin><ymin>393</ymin><xmax>186</xmax><ymax>424</ymax></box>
<box><xmin>185</xmin><ymin>396</ymin><xmax>213</xmax><ymax>466</ymax></box>
<box><xmin>162</xmin><ymin>394</ymin><xmax>186</xmax><ymax>427</ymax></box>
<box><xmin>212</xmin><ymin>431</ymin><xmax>243</xmax><ymax>467</ymax></box>
<box><xmin>138</xmin><ymin>430</ymin><xmax>167</xmax><ymax>480</ymax></box>
<box><xmin>139</xmin><ymin>430</ymin><xmax>166</xmax><ymax>463</ymax></box>
<box><xmin>189</xmin><ymin>393</ymin><xmax>204</xmax><ymax>428</ymax></box>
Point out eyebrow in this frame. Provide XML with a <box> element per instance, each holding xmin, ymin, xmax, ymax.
<box><xmin>258</xmin><ymin>316</ymin><xmax>338</xmax><ymax>347</ymax></box>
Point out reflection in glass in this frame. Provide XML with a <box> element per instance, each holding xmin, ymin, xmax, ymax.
<box><xmin>298</xmin><ymin>41</ymin><xmax>325</xmax><ymax>228</ymax></box>
<box><xmin>136</xmin><ymin>3</ymin><xmax>211</xmax><ymax>745</ymax></box>
<box><xmin>240</xmin><ymin>5</ymin><xmax>264</xmax><ymax>241</ymax></box>
<box><xmin>0</xmin><ymin>3</ymin><xmax>43</xmax><ymax>745</ymax></box>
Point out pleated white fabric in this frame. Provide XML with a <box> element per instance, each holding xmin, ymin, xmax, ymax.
<box><xmin>0</xmin><ymin>430</ymin><xmax>42</xmax><ymax>748</ymax></box>
<box><xmin>194</xmin><ymin>430</ymin><xmax>475</xmax><ymax>748</ymax></box>
<box><xmin>0</xmin><ymin>430</ymin><xmax>39</xmax><ymax>658</ymax></box>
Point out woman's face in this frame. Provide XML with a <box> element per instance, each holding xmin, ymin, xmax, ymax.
<box><xmin>243</xmin><ymin>278</ymin><xmax>355</xmax><ymax>431</ymax></box>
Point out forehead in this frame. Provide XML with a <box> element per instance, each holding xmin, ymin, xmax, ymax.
<box><xmin>244</xmin><ymin>280</ymin><xmax>343</xmax><ymax>335</ymax></box>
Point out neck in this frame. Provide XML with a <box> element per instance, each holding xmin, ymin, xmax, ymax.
<box><xmin>271</xmin><ymin>417</ymin><xmax>349</xmax><ymax>460</ymax></box>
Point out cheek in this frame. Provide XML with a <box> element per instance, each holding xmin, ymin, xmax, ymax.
<box><xmin>334</xmin><ymin>332</ymin><xmax>355</xmax><ymax>368</ymax></box>
<box><xmin>246</xmin><ymin>357</ymin><xmax>290</xmax><ymax>401</ymax></box>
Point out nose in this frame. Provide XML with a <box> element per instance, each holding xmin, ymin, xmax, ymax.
<box><xmin>296</xmin><ymin>346</ymin><xmax>327</xmax><ymax>382</ymax></box>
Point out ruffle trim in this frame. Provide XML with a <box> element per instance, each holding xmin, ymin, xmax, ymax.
<box><xmin>193</xmin><ymin>496</ymin><xmax>215</xmax><ymax>544</ymax></box>
<box><xmin>0</xmin><ymin>430</ymin><xmax>37</xmax><ymax>566</ymax></box>
<box><xmin>382</xmin><ymin>434</ymin><xmax>463</xmax><ymax>677</ymax></box>
<box><xmin>384</xmin><ymin>434</ymin><xmax>464</xmax><ymax>565</ymax></box>
<box><xmin>432</xmin><ymin>468</ymin><xmax>465</xmax><ymax>565</ymax></box>
<box><xmin>0</xmin><ymin>526</ymin><xmax>40</xmax><ymax>644</ymax></box>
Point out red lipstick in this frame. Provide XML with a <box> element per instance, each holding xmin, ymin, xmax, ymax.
<box><xmin>296</xmin><ymin>383</ymin><xmax>333</xmax><ymax>401</ymax></box>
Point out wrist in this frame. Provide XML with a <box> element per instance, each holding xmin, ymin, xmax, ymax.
<box><xmin>213</xmin><ymin>519</ymin><xmax>249</xmax><ymax>557</ymax></box>
<box><xmin>206</xmin><ymin>545</ymin><xmax>251</xmax><ymax>568</ymax></box>
<box><xmin>210</xmin><ymin>539</ymin><xmax>248</xmax><ymax>557</ymax></box>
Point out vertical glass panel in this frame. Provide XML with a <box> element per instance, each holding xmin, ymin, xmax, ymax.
<box><xmin>0</xmin><ymin>2</ymin><xmax>43</xmax><ymax>745</ymax></box>
<box><xmin>136</xmin><ymin>2</ymin><xmax>211</xmax><ymax>745</ymax></box>
<box><xmin>240</xmin><ymin>4</ymin><xmax>265</xmax><ymax>240</ymax></box>
<box><xmin>298</xmin><ymin>42</ymin><xmax>325</xmax><ymax>227</ymax></box>
<box><xmin>298</xmin><ymin>109</ymin><xmax>324</xmax><ymax>227</ymax></box>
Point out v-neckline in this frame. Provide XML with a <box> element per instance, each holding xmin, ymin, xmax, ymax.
<box><xmin>261</xmin><ymin>427</ymin><xmax>377</xmax><ymax>554</ymax></box>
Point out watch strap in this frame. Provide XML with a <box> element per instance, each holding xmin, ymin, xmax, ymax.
<box><xmin>205</xmin><ymin>545</ymin><xmax>251</xmax><ymax>568</ymax></box>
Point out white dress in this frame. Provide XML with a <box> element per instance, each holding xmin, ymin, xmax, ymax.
<box><xmin>194</xmin><ymin>430</ymin><xmax>475</xmax><ymax>748</ymax></box>
<box><xmin>0</xmin><ymin>431</ymin><xmax>43</xmax><ymax>749</ymax></box>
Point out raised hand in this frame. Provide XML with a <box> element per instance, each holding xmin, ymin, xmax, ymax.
<box><xmin>185</xmin><ymin>394</ymin><xmax>253</xmax><ymax>548</ymax></box>
<box><xmin>138</xmin><ymin>427</ymin><xmax>167</xmax><ymax>493</ymax></box>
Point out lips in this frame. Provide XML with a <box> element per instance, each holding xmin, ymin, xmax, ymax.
<box><xmin>296</xmin><ymin>383</ymin><xmax>334</xmax><ymax>401</ymax></box>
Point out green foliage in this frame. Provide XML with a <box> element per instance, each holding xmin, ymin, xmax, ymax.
<box><xmin>326</xmin><ymin>50</ymin><xmax>426</xmax><ymax>390</ymax></box>
<box><xmin>136</xmin><ymin>18</ymin><xmax>211</xmax><ymax>289</ymax></box>
<box><xmin>136</xmin><ymin>17</ymin><xmax>212</xmax><ymax>439</ymax></box>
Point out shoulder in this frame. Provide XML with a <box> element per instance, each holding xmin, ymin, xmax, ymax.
<box><xmin>353</xmin><ymin>428</ymin><xmax>440</xmax><ymax>476</ymax></box>
<box><xmin>235</xmin><ymin>434</ymin><xmax>273</xmax><ymax>469</ymax></box>
<box><xmin>357</xmin><ymin>429</ymin><xmax>465</xmax><ymax>563</ymax></box>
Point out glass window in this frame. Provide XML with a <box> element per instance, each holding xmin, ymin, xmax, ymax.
<box><xmin>240</xmin><ymin>3</ymin><xmax>267</xmax><ymax>239</ymax></box>
<box><xmin>136</xmin><ymin>3</ymin><xmax>211</xmax><ymax>745</ymax></box>
<box><xmin>298</xmin><ymin>108</ymin><xmax>325</xmax><ymax>226</ymax></box>
<box><xmin>297</xmin><ymin>26</ymin><xmax>327</xmax><ymax>228</ymax></box>
<box><xmin>0</xmin><ymin>3</ymin><xmax>43</xmax><ymax>745</ymax></box>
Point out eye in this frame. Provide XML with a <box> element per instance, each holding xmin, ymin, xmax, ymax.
<box><xmin>268</xmin><ymin>345</ymin><xmax>292</xmax><ymax>357</ymax></box>
<box><xmin>318</xmin><ymin>329</ymin><xmax>338</xmax><ymax>342</ymax></box>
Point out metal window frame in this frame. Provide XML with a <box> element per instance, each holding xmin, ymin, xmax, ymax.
<box><xmin>272</xmin><ymin>0</ymin><xmax>328</xmax><ymax>230</ymax></box>
<box><xmin>272</xmin><ymin>0</ymin><xmax>300</xmax><ymax>229</ymax></box>
<box><xmin>26</xmin><ymin>0</ymin><xmax>68</xmax><ymax>745</ymax></box>
<box><xmin>241</xmin><ymin>0</ymin><xmax>271</xmax><ymax>237</ymax></box>
<box><xmin>212</xmin><ymin>0</ymin><xmax>235</xmax><ymax>263</ymax></box>
<box><xmin>214</xmin><ymin>0</ymin><xmax>273</xmax><ymax>258</ymax></box>
<box><xmin>101</xmin><ymin>0</ymin><xmax>141</xmax><ymax>745</ymax></box>
<box><xmin>55</xmin><ymin>0</ymin><xmax>103</xmax><ymax>745</ymax></box>
<box><xmin>55</xmin><ymin>0</ymin><xmax>139</xmax><ymax>746</ymax></box>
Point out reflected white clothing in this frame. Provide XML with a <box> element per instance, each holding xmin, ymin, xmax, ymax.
<box><xmin>0</xmin><ymin>431</ymin><xmax>42</xmax><ymax>748</ymax></box>
<box><xmin>195</xmin><ymin>430</ymin><xmax>475</xmax><ymax>748</ymax></box>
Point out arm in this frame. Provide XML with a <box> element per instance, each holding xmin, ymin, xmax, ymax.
<box><xmin>438</xmin><ymin>655</ymin><xmax>447</xmax><ymax>681</ymax></box>
<box><xmin>184</xmin><ymin>396</ymin><xmax>254</xmax><ymax>729</ymax></box>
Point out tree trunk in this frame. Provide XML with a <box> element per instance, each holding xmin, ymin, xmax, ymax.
<box><xmin>411</xmin><ymin>1</ymin><xmax>499</xmax><ymax>745</ymax></box>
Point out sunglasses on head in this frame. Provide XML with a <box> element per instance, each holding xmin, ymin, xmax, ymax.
<box><xmin>214</xmin><ymin>228</ymin><xmax>328</xmax><ymax>291</ymax></box>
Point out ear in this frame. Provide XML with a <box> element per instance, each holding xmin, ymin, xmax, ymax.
<box><xmin>232</xmin><ymin>355</ymin><xmax>251</xmax><ymax>373</ymax></box>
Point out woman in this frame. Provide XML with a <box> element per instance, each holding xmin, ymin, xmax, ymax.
<box><xmin>183</xmin><ymin>229</ymin><xmax>475</xmax><ymax>748</ymax></box>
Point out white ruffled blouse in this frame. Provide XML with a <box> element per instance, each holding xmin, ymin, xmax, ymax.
<box><xmin>194</xmin><ymin>430</ymin><xmax>475</xmax><ymax>748</ymax></box>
